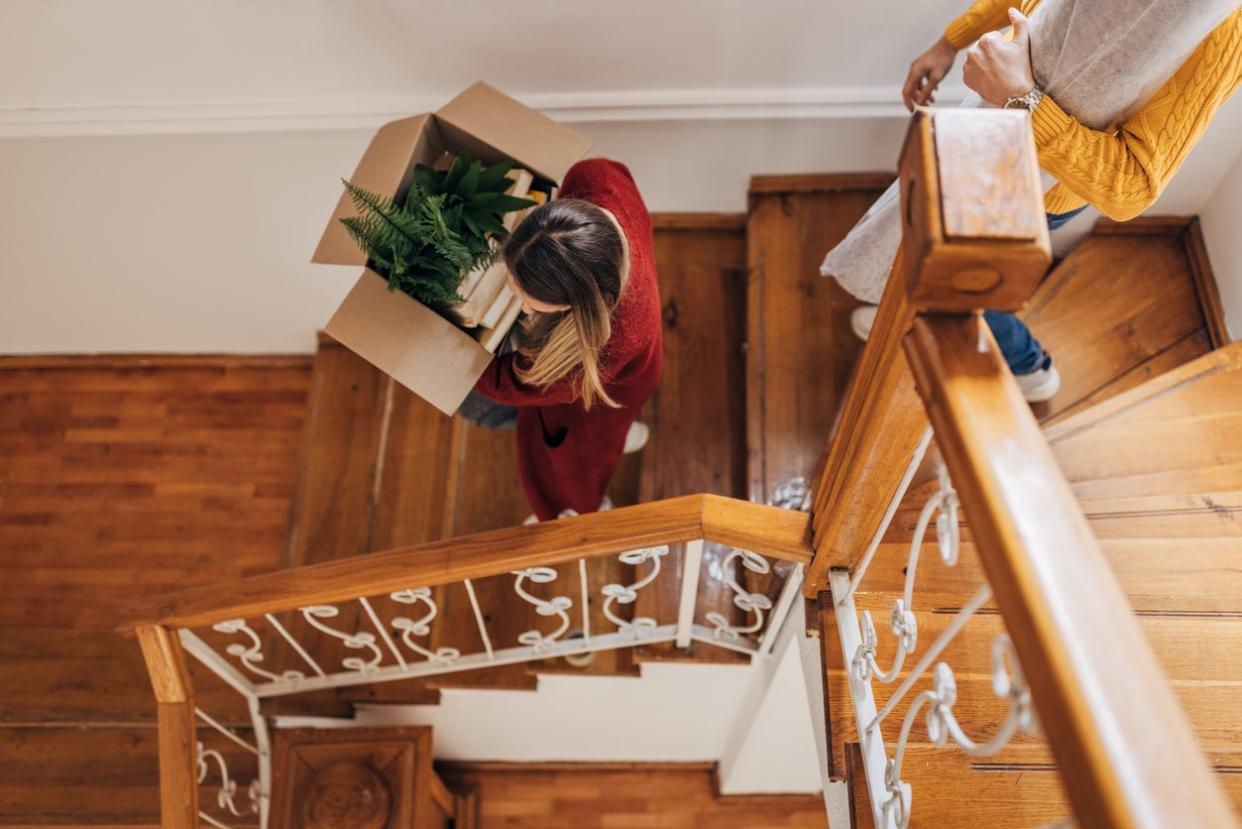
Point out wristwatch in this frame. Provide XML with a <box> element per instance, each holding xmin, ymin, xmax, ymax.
<box><xmin>1004</xmin><ymin>86</ymin><xmax>1045</xmax><ymax>112</ymax></box>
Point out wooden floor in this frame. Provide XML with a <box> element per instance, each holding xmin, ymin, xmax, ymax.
<box><xmin>0</xmin><ymin>356</ymin><xmax>309</xmax><ymax>823</ymax></box>
<box><xmin>438</xmin><ymin>763</ymin><xmax>826</xmax><ymax>829</ymax></box>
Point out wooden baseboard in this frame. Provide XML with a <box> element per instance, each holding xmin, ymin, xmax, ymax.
<box><xmin>1184</xmin><ymin>217</ymin><xmax>1232</xmax><ymax>348</ymax></box>
<box><xmin>0</xmin><ymin>353</ymin><xmax>312</xmax><ymax>370</ymax></box>
<box><xmin>651</xmin><ymin>212</ymin><xmax>747</xmax><ymax>232</ymax></box>
<box><xmin>749</xmin><ymin>171</ymin><xmax>895</xmax><ymax>195</ymax></box>
<box><xmin>1090</xmin><ymin>215</ymin><xmax>1193</xmax><ymax>235</ymax></box>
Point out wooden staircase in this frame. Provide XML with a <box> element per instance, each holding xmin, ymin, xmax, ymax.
<box><xmin>11</xmin><ymin>108</ymin><xmax>1242</xmax><ymax>826</ymax></box>
<box><xmin>821</xmin><ymin>342</ymin><xmax>1242</xmax><ymax>825</ymax></box>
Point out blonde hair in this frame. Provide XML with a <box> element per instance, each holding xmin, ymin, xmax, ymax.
<box><xmin>504</xmin><ymin>199</ymin><xmax>627</xmax><ymax>411</ymax></box>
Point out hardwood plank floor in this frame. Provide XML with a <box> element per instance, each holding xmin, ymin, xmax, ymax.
<box><xmin>437</xmin><ymin>763</ymin><xmax>825</xmax><ymax>828</ymax></box>
<box><xmin>0</xmin><ymin>357</ymin><xmax>307</xmax><ymax>821</ymax></box>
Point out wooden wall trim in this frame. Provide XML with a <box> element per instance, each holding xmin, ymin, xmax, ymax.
<box><xmin>1184</xmin><ymin>217</ymin><xmax>1232</xmax><ymax>347</ymax></box>
<box><xmin>436</xmin><ymin>760</ymin><xmax>718</xmax><ymax>774</ymax></box>
<box><xmin>749</xmin><ymin>172</ymin><xmax>895</xmax><ymax>195</ymax></box>
<box><xmin>650</xmin><ymin>212</ymin><xmax>747</xmax><ymax>231</ymax></box>
<box><xmin>1090</xmin><ymin>215</ymin><xmax>1193</xmax><ymax>236</ymax></box>
<box><xmin>121</xmin><ymin>494</ymin><xmax>812</xmax><ymax>631</ymax></box>
<box><xmin>0</xmin><ymin>353</ymin><xmax>312</xmax><ymax>370</ymax></box>
<box><xmin>903</xmin><ymin>313</ymin><xmax>1238</xmax><ymax>829</ymax></box>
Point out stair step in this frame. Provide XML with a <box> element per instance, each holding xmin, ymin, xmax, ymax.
<box><xmin>1047</xmin><ymin>341</ymin><xmax>1242</xmax><ymax>509</ymax></box>
<box><xmin>1024</xmin><ymin>219</ymin><xmax>1216</xmax><ymax>423</ymax></box>
<box><xmin>849</xmin><ymin>743</ymin><xmax>1242</xmax><ymax>828</ymax></box>
<box><xmin>745</xmin><ymin>174</ymin><xmax>892</xmax><ymax>503</ymax></box>
<box><xmin>827</xmin><ymin>606</ymin><xmax>1242</xmax><ymax>780</ymax></box>
<box><xmin>845</xmin><ymin>743</ymin><xmax>1070</xmax><ymax>828</ymax></box>
<box><xmin>633</xmin><ymin>215</ymin><xmax>756</xmax><ymax>665</ymax></box>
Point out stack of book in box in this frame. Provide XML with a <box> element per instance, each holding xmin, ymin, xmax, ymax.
<box><xmin>446</xmin><ymin>167</ymin><xmax>552</xmax><ymax>353</ymax></box>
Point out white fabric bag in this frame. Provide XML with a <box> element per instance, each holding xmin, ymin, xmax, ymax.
<box><xmin>822</xmin><ymin>0</ymin><xmax>1237</xmax><ymax>304</ymax></box>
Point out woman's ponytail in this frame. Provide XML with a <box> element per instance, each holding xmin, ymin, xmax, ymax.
<box><xmin>505</xmin><ymin>199</ymin><xmax>627</xmax><ymax>410</ymax></box>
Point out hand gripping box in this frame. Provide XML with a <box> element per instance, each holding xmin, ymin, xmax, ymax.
<box><xmin>311</xmin><ymin>82</ymin><xmax>592</xmax><ymax>415</ymax></box>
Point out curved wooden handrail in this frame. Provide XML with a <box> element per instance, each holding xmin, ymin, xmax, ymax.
<box><xmin>120</xmin><ymin>493</ymin><xmax>811</xmax><ymax>632</ymax></box>
<box><xmin>904</xmin><ymin>313</ymin><xmax>1237</xmax><ymax>829</ymax></box>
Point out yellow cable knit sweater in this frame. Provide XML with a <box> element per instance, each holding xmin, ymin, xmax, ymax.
<box><xmin>944</xmin><ymin>0</ymin><xmax>1242</xmax><ymax>220</ymax></box>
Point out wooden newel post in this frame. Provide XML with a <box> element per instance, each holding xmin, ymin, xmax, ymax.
<box><xmin>806</xmin><ymin>108</ymin><xmax>1051</xmax><ymax>595</ymax></box>
<box><xmin>136</xmin><ymin>625</ymin><xmax>199</xmax><ymax>828</ymax></box>
<box><xmin>899</xmin><ymin>108</ymin><xmax>1051</xmax><ymax>312</ymax></box>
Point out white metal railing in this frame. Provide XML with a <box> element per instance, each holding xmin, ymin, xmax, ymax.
<box><xmin>194</xmin><ymin>706</ymin><xmax>265</xmax><ymax>828</ymax></box>
<box><xmin>830</xmin><ymin>426</ymin><xmax>1038</xmax><ymax>829</ymax></box>
<box><xmin>180</xmin><ymin>533</ymin><xmax>806</xmax><ymax>829</ymax></box>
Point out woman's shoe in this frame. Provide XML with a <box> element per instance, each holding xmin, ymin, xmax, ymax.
<box><xmin>623</xmin><ymin>421</ymin><xmax>650</xmax><ymax>454</ymax></box>
<box><xmin>851</xmin><ymin>305</ymin><xmax>879</xmax><ymax>341</ymax></box>
<box><xmin>1014</xmin><ymin>363</ymin><xmax>1061</xmax><ymax>403</ymax></box>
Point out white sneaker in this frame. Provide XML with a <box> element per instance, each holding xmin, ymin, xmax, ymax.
<box><xmin>851</xmin><ymin>305</ymin><xmax>878</xmax><ymax>341</ymax></box>
<box><xmin>1014</xmin><ymin>363</ymin><xmax>1061</xmax><ymax>403</ymax></box>
<box><xmin>623</xmin><ymin>421</ymin><xmax>649</xmax><ymax>454</ymax></box>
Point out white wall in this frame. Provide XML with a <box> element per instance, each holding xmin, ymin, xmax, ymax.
<box><xmin>1</xmin><ymin>0</ymin><xmax>1239</xmax><ymax>355</ymax></box>
<box><xmin>1200</xmin><ymin>150</ymin><xmax>1242</xmax><ymax>341</ymax></box>
<box><xmin>341</xmin><ymin>659</ymin><xmax>821</xmax><ymax>794</ymax></box>
<box><xmin>0</xmin><ymin>116</ymin><xmax>908</xmax><ymax>354</ymax></box>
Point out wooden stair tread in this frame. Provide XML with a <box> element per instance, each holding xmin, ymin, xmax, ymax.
<box><xmin>1047</xmin><ymin>341</ymin><xmax>1242</xmax><ymax>508</ymax></box>
<box><xmin>827</xmin><ymin>606</ymin><xmax>1242</xmax><ymax>778</ymax></box>
<box><xmin>1025</xmin><ymin>220</ymin><xmax>1215</xmax><ymax>423</ymax></box>
<box><xmin>857</xmin><ymin>506</ymin><xmax>1242</xmax><ymax>615</ymax></box>
<box><xmin>745</xmin><ymin>175</ymin><xmax>892</xmax><ymax>504</ymax></box>
<box><xmin>633</xmin><ymin>216</ymin><xmax>756</xmax><ymax>665</ymax></box>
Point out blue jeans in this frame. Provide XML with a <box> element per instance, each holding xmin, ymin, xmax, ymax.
<box><xmin>985</xmin><ymin>207</ymin><xmax>1087</xmax><ymax>375</ymax></box>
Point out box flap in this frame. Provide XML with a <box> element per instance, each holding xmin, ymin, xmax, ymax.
<box><xmin>312</xmin><ymin>113</ymin><xmax>434</xmax><ymax>266</ymax></box>
<box><xmin>436</xmin><ymin>82</ymin><xmax>593</xmax><ymax>183</ymax></box>
<box><xmin>325</xmin><ymin>270</ymin><xmax>493</xmax><ymax>415</ymax></box>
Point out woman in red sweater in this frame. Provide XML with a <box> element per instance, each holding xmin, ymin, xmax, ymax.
<box><xmin>463</xmin><ymin>158</ymin><xmax>663</xmax><ymax>522</ymax></box>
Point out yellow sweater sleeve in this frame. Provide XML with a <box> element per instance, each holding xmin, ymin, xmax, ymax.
<box><xmin>1032</xmin><ymin>10</ymin><xmax>1242</xmax><ymax>221</ymax></box>
<box><xmin>944</xmin><ymin>0</ymin><xmax>1021</xmax><ymax>49</ymax></box>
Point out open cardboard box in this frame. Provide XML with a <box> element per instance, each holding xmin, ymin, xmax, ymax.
<box><xmin>311</xmin><ymin>82</ymin><xmax>593</xmax><ymax>415</ymax></box>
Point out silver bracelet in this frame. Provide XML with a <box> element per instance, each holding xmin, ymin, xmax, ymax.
<box><xmin>1004</xmin><ymin>86</ymin><xmax>1045</xmax><ymax>112</ymax></box>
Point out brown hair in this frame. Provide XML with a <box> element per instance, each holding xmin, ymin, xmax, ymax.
<box><xmin>504</xmin><ymin>198</ymin><xmax>628</xmax><ymax>410</ymax></box>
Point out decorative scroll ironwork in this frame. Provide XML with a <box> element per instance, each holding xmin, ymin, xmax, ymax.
<box><xmin>300</xmin><ymin>604</ymin><xmax>384</xmax><ymax>673</ymax></box>
<box><xmin>390</xmin><ymin>587</ymin><xmax>461</xmax><ymax>665</ymax></box>
<box><xmin>881</xmin><ymin>636</ymin><xmax>1036</xmax><ymax>829</ymax></box>
<box><xmin>211</xmin><ymin>619</ymin><xmax>304</xmax><ymax>683</ymax></box>
<box><xmin>197</xmin><ymin>741</ymin><xmax>259</xmax><ymax>818</ymax></box>
<box><xmin>511</xmin><ymin>567</ymin><xmax>572</xmax><ymax>651</ymax></box>
<box><xmin>601</xmin><ymin>545</ymin><xmax>669</xmax><ymax>636</ymax></box>
<box><xmin>852</xmin><ymin>463</ymin><xmax>960</xmax><ymax>684</ymax></box>
<box><xmin>705</xmin><ymin>549</ymin><xmax>773</xmax><ymax>641</ymax></box>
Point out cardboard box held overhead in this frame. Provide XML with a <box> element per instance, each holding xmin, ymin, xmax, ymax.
<box><xmin>311</xmin><ymin>82</ymin><xmax>593</xmax><ymax>415</ymax></box>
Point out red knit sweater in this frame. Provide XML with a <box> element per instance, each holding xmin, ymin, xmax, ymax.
<box><xmin>472</xmin><ymin>158</ymin><xmax>663</xmax><ymax>520</ymax></box>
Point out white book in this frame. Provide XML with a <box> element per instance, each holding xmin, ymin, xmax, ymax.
<box><xmin>478</xmin><ymin>295</ymin><xmax>523</xmax><ymax>353</ymax></box>
<box><xmin>479</xmin><ymin>284</ymin><xmax>514</xmax><ymax>330</ymax></box>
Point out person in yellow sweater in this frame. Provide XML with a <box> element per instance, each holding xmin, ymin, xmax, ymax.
<box><xmin>887</xmin><ymin>0</ymin><xmax>1242</xmax><ymax>401</ymax></box>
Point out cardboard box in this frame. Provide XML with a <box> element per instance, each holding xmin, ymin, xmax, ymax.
<box><xmin>311</xmin><ymin>82</ymin><xmax>592</xmax><ymax>415</ymax></box>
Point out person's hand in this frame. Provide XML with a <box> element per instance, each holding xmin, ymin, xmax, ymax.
<box><xmin>902</xmin><ymin>37</ymin><xmax>959</xmax><ymax>112</ymax></box>
<box><xmin>963</xmin><ymin>8</ymin><xmax>1036</xmax><ymax>106</ymax></box>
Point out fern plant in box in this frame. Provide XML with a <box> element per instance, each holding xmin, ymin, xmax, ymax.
<box><xmin>340</xmin><ymin>153</ymin><xmax>536</xmax><ymax>306</ymax></box>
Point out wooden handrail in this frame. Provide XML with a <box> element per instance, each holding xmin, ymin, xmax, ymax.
<box><xmin>806</xmin><ymin>108</ymin><xmax>1050</xmax><ymax>595</ymax></box>
<box><xmin>136</xmin><ymin>626</ymin><xmax>198</xmax><ymax>827</ymax></box>
<box><xmin>904</xmin><ymin>313</ymin><xmax>1237</xmax><ymax>828</ymax></box>
<box><xmin>121</xmin><ymin>493</ymin><xmax>812</xmax><ymax>632</ymax></box>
